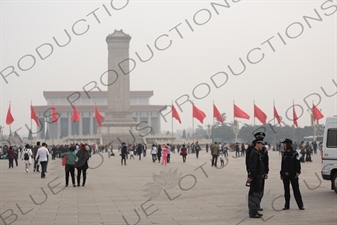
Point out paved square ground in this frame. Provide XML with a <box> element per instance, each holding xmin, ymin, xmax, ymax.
<box><xmin>1</xmin><ymin>149</ymin><xmax>336</xmax><ymax>225</ymax></box>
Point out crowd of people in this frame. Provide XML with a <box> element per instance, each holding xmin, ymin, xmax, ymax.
<box><xmin>0</xmin><ymin>142</ymin><xmax>90</xmax><ymax>187</ymax></box>
<box><xmin>0</xmin><ymin>135</ymin><xmax>320</xmax><ymax>217</ymax></box>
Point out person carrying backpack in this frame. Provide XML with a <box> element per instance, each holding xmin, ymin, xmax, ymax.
<box><xmin>21</xmin><ymin>144</ymin><xmax>32</xmax><ymax>173</ymax></box>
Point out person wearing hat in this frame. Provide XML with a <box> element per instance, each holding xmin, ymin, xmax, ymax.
<box><xmin>246</xmin><ymin>132</ymin><xmax>266</xmax><ymax>173</ymax></box>
<box><xmin>280</xmin><ymin>138</ymin><xmax>304</xmax><ymax>210</ymax></box>
<box><xmin>246</xmin><ymin>132</ymin><xmax>268</xmax><ymax>212</ymax></box>
<box><xmin>247</xmin><ymin>138</ymin><xmax>265</xmax><ymax>218</ymax></box>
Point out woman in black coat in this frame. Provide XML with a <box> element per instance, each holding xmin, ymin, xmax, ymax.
<box><xmin>136</xmin><ymin>144</ymin><xmax>142</xmax><ymax>160</ymax></box>
<box><xmin>157</xmin><ymin>144</ymin><xmax>162</xmax><ymax>163</ymax></box>
<box><xmin>76</xmin><ymin>144</ymin><xmax>89</xmax><ymax>187</ymax></box>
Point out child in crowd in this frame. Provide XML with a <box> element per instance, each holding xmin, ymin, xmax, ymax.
<box><xmin>220</xmin><ymin>152</ymin><xmax>225</xmax><ymax>167</ymax></box>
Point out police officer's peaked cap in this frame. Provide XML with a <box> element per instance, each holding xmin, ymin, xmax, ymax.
<box><xmin>254</xmin><ymin>132</ymin><xmax>266</xmax><ymax>139</ymax></box>
<box><xmin>282</xmin><ymin>138</ymin><xmax>293</xmax><ymax>145</ymax></box>
<box><xmin>253</xmin><ymin>138</ymin><xmax>265</xmax><ymax>145</ymax></box>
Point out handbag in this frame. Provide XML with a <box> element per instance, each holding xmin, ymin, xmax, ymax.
<box><xmin>62</xmin><ymin>155</ymin><xmax>67</xmax><ymax>166</ymax></box>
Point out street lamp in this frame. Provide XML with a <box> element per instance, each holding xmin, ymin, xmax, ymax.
<box><xmin>206</xmin><ymin>124</ymin><xmax>212</xmax><ymax>140</ymax></box>
<box><xmin>307</xmin><ymin>109</ymin><xmax>319</xmax><ymax>141</ymax></box>
<box><xmin>0</xmin><ymin>125</ymin><xmax>3</xmax><ymax>140</ymax></box>
<box><xmin>232</xmin><ymin>120</ymin><xmax>240</xmax><ymax>143</ymax></box>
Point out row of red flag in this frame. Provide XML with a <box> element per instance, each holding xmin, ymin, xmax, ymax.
<box><xmin>172</xmin><ymin>103</ymin><xmax>324</xmax><ymax>127</ymax></box>
<box><xmin>5</xmin><ymin>104</ymin><xmax>104</xmax><ymax>127</ymax></box>
<box><xmin>5</xmin><ymin>102</ymin><xmax>324</xmax><ymax>128</ymax></box>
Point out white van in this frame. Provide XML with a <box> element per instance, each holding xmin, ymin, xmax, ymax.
<box><xmin>321</xmin><ymin>116</ymin><xmax>337</xmax><ymax>193</ymax></box>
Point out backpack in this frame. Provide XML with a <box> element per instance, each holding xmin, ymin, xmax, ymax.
<box><xmin>24</xmin><ymin>150</ymin><xmax>29</xmax><ymax>160</ymax></box>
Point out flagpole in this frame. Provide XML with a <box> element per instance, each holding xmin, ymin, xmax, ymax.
<box><xmin>9</xmin><ymin>101</ymin><xmax>12</xmax><ymax>135</ymax></box>
<box><xmin>273</xmin><ymin>100</ymin><xmax>276</xmax><ymax>150</ymax></box>
<box><xmin>171</xmin><ymin>100</ymin><xmax>173</xmax><ymax>144</ymax></box>
<box><xmin>253</xmin><ymin>100</ymin><xmax>256</xmax><ymax>127</ymax></box>
<box><xmin>192</xmin><ymin>101</ymin><xmax>194</xmax><ymax>145</ymax></box>
<box><xmin>293</xmin><ymin>100</ymin><xmax>295</xmax><ymax>141</ymax></box>
<box><xmin>233</xmin><ymin>100</ymin><xmax>235</xmax><ymax>143</ymax></box>
<box><xmin>30</xmin><ymin>101</ymin><xmax>33</xmax><ymax>145</ymax></box>
<box><xmin>94</xmin><ymin>102</ymin><xmax>97</xmax><ymax>144</ymax></box>
<box><xmin>73</xmin><ymin>104</ymin><xmax>76</xmax><ymax>143</ymax></box>
<box><xmin>312</xmin><ymin>100</ymin><xmax>317</xmax><ymax>141</ymax></box>
<box><xmin>233</xmin><ymin>100</ymin><xmax>237</xmax><ymax>143</ymax></box>
<box><xmin>212</xmin><ymin>100</ymin><xmax>215</xmax><ymax>144</ymax></box>
<box><xmin>51</xmin><ymin>102</ymin><xmax>54</xmax><ymax>145</ymax></box>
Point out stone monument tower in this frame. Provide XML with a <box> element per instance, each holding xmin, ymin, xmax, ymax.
<box><xmin>100</xmin><ymin>30</ymin><xmax>143</xmax><ymax>147</ymax></box>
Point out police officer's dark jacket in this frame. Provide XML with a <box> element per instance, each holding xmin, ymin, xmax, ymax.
<box><xmin>280</xmin><ymin>150</ymin><xmax>301</xmax><ymax>176</ymax></box>
<box><xmin>245</xmin><ymin>144</ymin><xmax>254</xmax><ymax>172</ymax></box>
<box><xmin>261</xmin><ymin>148</ymin><xmax>269</xmax><ymax>174</ymax></box>
<box><xmin>248</xmin><ymin>148</ymin><xmax>264</xmax><ymax>179</ymax></box>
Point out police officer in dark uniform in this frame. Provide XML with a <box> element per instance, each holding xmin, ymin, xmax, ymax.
<box><xmin>247</xmin><ymin>138</ymin><xmax>265</xmax><ymax>218</ymax></box>
<box><xmin>246</xmin><ymin>132</ymin><xmax>266</xmax><ymax>173</ymax></box>
<box><xmin>246</xmin><ymin>132</ymin><xmax>267</xmax><ymax>212</ymax></box>
<box><xmin>280</xmin><ymin>138</ymin><xmax>304</xmax><ymax>210</ymax></box>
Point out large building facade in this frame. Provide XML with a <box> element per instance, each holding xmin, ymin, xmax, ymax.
<box><xmin>34</xmin><ymin>91</ymin><xmax>166</xmax><ymax>140</ymax></box>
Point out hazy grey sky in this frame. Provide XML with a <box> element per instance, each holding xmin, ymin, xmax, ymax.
<box><xmin>1</xmin><ymin>0</ymin><xmax>336</xmax><ymax>136</ymax></box>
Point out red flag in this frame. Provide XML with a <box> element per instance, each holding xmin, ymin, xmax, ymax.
<box><xmin>52</xmin><ymin>105</ymin><xmax>58</xmax><ymax>123</ymax></box>
<box><xmin>213</xmin><ymin>104</ymin><xmax>224</xmax><ymax>124</ymax></box>
<box><xmin>293</xmin><ymin>105</ymin><xmax>298</xmax><ymax>127</ymax></box>
<box><xmin>254</xmin><ymin>104</ymin><xmax>267</xmax><ymax>125</ymax></box>
<box><xmin>234</xmin><ymin>104</ymin><xmax>250</xmax><ymax>119</ymax></box>
<box><xmin>193</xmin><ymin>104</ymin><xmax>206</xmax><ymax>124</ymax></box>
<box><xmin>312</xmin><ymin>104</ymin><xmax>324</xmax><ymax>121</ymax></box>
<box><xmin>71</xmin><ymin>106</ymin><xmax>80</xmax><ymax>122</ymax></box>
<box><xmin>274</xmin><ymin>106</ymin><xmax>281</xmax><ymax>125</ymax></box>
<box><xmin>31</xmin><ymin>105</ymin><xmax>40</xmax><ymax>126</ymax></box>
<box><xmin>6</xmin><ymin>105</ymin><xmax>14</xmax><ymax>125</ymax></box>
<box><xmin>95</xmin><ymin>106</ymin><xmax>104</xmax><ymax>127</ymax></box>
<box><xmin>172</xmin><ymin>105</ymin><xmax>181</xmax><ymax>124</ymax></box>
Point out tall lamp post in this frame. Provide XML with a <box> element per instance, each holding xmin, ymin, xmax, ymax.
<box><xmin>207</xmin><ymin>124</ymin><xmax>212</xmax><ymax>141</ymax></box>
<box><xmin>308</xmin><ymin>109</ymin><xmax>319</xmax><ymax>141</ymax></box>
<box><xmin>0</xmin><ymin>125</ymin><xmax>4</xmax><ymax>141</ymax></box>
<box><xmin>232</xmin><ymin>120</ymin><xmax>240</xmax><ymax>143</ymax></box>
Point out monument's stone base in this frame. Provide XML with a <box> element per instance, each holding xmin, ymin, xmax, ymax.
<box><xmin>99</xmin><ymin>122</ymin><xmax>144</xmax><ymax>148</ymax></box>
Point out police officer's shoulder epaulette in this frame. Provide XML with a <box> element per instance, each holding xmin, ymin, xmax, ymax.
<box><xmin>293</xmin><ymin>151</ymin><xmax>300</xmax><ymax>160</ymax></box>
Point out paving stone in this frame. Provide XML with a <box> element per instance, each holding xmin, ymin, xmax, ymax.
<box><xmin>1</xmin><ymin>151</ymin><xmax>336</xmax><ymax>225</ymax></box>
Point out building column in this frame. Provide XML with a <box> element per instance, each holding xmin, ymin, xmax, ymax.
<box><xmin>90</xmin><ymin>112</ymin><xmax>93</xmax><ymax>135</ymax></box>
<box><xmin>57</xmin><ymin>117</ymin><xmax>60</xmax><ymax>139</ymax></box>
<box><xmin>79</xmin><ymin>112</ymin><xmax>83</xmax><ymax>136</ymax></box>
<box><xmin>68</xmin><ymin>114</ymin><xmax>71</xmax><ymax>137</ymax></box>
<box><xmin>137</xmin><ymin>112</ymin><xmax>140</xmax><ymax>123</ymax></box>
<box><xmin>157</xmin><ymin>116</ymin><xmax>160</xmax><ymax>135</ymax></box>
<box><xmin>148</xmin><ymin>112</ymin><xmax>152</xmax><ymax>127</ymax></box>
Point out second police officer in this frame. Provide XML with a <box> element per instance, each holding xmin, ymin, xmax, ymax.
<box><xmin>280</xmin><ymin>138</ymin><xmax>305</xmax><ymax>210</ymax></box>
